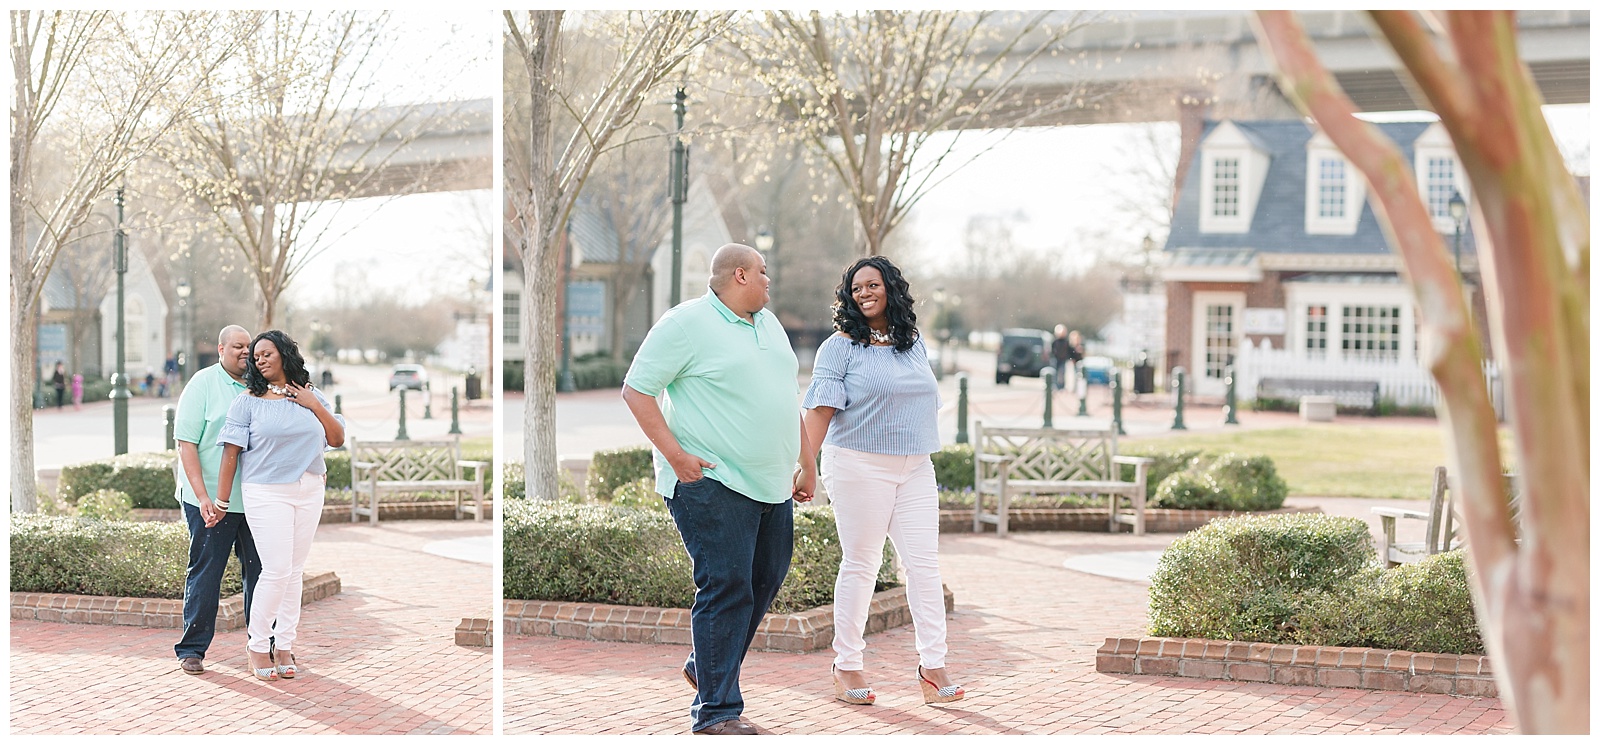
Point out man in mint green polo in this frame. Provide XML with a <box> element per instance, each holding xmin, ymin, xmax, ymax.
<box><xmin>623</xmin><ymin>243</ymin><xmax>813</xmax><ymax>736</ymax></box>
<box><xmin>172</xmin><ymin>324</ymin><xmax>263</xmax><ymax>674</ymax></box>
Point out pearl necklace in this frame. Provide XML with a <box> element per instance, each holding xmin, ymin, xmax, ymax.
<box><xmin>869</xmin><ymin>328</ymin><xmax>893</xmax><ymax>345</ymax></box>
<box><xmin>266</xmin><ymin>383</ymin><xmax>296</xmax><ymax>398</ymax></box>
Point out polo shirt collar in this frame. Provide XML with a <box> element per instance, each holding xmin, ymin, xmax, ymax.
<box><xmin>707</xmin><ymin>286</ymin><xmax>765</xmax><ymax>326</ymax></box>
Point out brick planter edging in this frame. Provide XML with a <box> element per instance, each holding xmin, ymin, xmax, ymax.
<box><xmin>11</xmin><ymin>570</ymin><xmax>341</xmax><ymax>631</ymax></box>
<box><xmin>939</xmin><ymin>505</ymin><xmax>1321</xmax><ymax>534</ymax></box>
<box><xmin>456</xmin><ymin>617</ymin><xmax>493</xmax><ymax>648</ymax></box>
<box><xmin>132</xmin><ymin>501</ymin><xmax>495</xmax><ymax>525</ymax></box>
<box><xmin>1096</xmin><ymin>637</ymin><xmax>1498</xmax><ymax>698</ymax></box>
<box><xmin>504</xmin><ymin>584</ymin><xmax>955</xmax><ymax>653</ymax></box>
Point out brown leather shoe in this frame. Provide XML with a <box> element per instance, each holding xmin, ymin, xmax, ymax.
<box><xmin>180</xmin><ymin>657</ymin><xmax>204</xmax><ymax>675</ymax></box>
<box><xmin>693</xmin><ymin>719</ymin><xmax>761</xmax><ymax>735</ymax></box>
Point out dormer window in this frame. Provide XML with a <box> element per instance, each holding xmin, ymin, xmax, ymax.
<box><xmin>1305</xmin><ymin>133</ymin><xmax>1363</xmax><ymax>235</ymax></box>
<box><xmin>1413</xmin><ymin>123</ymin><xmax>1469</xmax><ymax>232</ymax></box>
<box><xmin>1212</xmin><ymin>158</ymin><xmax>1240</xmax><ymax>217</ymax></box>
<box><xmin>1198</xmin><ymin>121</ymin><xmax>1269</xmax><ymax>234</ymax></box>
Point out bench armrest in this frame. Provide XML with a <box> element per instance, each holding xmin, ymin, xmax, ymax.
<box><xmin>1111</xmin><ymin>455</ymin><xmax>1154</xmax><ymax>466</ymax></box>
<box><xmin>976</xmin><ymin>453</ymin><xmax>1013</xmax><ymax>464</ymax></box>
<box><xmin>351</xmin><ymin>459</ymin><xmax>376</xmax><ymax>470</ymax></box>
<box><xmin>1371</xmin><ymin>507</ymin><xmax>1428</xmax><ymax>520</ymax></box>
<box><xmin>457</xmin><ymin>459</ymin><xmax>490</xmax><ymax>468</ymax></box>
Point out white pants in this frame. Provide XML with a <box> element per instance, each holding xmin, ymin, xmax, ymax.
<box><xmin>821</xmin><ymin>444</ymin><xmax>947</xmax><ymax>670</ymax></box>
<box><xmin>243</xmin><ymin>471</ymin><xmax>324</xmax><ymax>654</ymax></box>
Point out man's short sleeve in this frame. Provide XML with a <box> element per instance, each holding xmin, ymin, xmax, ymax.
<box><xmin>173</xmin><ymin>373</ymin><xmax>209</xmax><ymax>445</ymax></box>
<box><xmin>624</xmin><ymin>317</ymin><xmax>692</xmax><ymax>396</ymax></box>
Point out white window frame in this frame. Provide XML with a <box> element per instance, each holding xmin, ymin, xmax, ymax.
<box><xmin>1305</xmin><ymin>137</ymin><xmax>1363</xmax><ymax>234</ymax></box>
<box><xmin>1191</xmin><ymin>291</ymin><xmax>1245</xmax><ymax>396</ymax></box>
<box><xmin>1286</xmin><ymin>282</ymin><xmax>1418</xmax><ymax>364</ymax></box>
<box><xmin>1413</xmin><ymin>123</ymin><xmax>1470</xmax><ymax>233</ymax></box>
<box><xmin>1198</xmin><ymin>122</ymin><xmax>1268</xmax><ymax>234</ymax></box>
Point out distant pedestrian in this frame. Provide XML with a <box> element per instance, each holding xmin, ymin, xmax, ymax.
<box><xmin>50</xmin><ymin>362</ymin><xmax>66</xmax><ymax>408</ymax></box>
<box><xmin>143</xmin><ymin>369</ymin><xmax>157</xmax><ymax>397</ymax></box>
<box><xmin>71</xmin><ymin>374</ymin><xmax>83</xmax><ymax>411</ymax></box>
<box><xmin>164</xmin><ymin>356</ymin><xmax>180</xmax><ymax>396</ymax></box>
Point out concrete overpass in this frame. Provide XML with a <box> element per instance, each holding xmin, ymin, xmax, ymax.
<box><xmin>978</xmin><ymin>9</ymin><xmax>1589</xmax><ymax>126</ymax></box>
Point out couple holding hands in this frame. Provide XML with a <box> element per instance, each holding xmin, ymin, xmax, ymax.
<box><xmin>623</xmin><ymin>245</ymin><xmax>962</xmax><ymax>735</ymax></box>
<box><xmin>172</xmin><ymin>325</ymin><xmax>343</xmax><ymax>681</ymax></box>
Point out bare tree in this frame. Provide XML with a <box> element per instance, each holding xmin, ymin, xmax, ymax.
<box><xmin>585</xmin><ymin>134</ymin><xmax>672</xmax><ymax>363</ymax></box>
<box><xmin>505</xmin><ymin>10</ymin><xmax>735</xmax><ymax>500</ymax></box>
<box><xmin>162</xmin><ymin>10</ymin><xmax>474</xmax><ymax>327</ymax></box>
<box><xmin>10</xmin><ymin>10</ymin><xmax>232</xmax><ymax>512</ymax></box>
<box><xmin>1255</xmin><ymin>10</ymin><xmax>1587</xmax><ymax>733</ymax></box>
<box><xmin>725</xmin><ymin>10</ymin><xmax>1099</xmax><ymax>258</ymax></box>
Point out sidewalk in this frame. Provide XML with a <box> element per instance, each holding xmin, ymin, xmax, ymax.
<box><xmin>9</xmin><ymin>520</ymin><xmax>493</xmax><ymax>735</ymax></box>
<box><xmin>503</xmin><ymin>497</ymin><xmax>1508</xmax><ymax>735</ymax></box>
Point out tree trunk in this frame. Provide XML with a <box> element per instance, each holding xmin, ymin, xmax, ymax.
<box><xmin>11</xmin><ymin>22</ymin><xmax>39</xmax><ymax>513</ymax></box>
<box><xmin>1254</xmin><ymin>10</ymin><xmax>1589</xmax><ymax>733</ymax></box>
<box><xmin>520</xmin><ymin>10</ymin><xmax>563</xmax><ymax>501</ymax></box>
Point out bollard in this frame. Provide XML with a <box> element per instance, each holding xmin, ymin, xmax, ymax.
<box><xmin>1224</xmin><ymin>364</ymin><xmax>1240</xmax><ymax>425</ymax></box>
<box><xmin>396</xmin><ymin>387</ymin><xmax>410</xmax><ymax>440</ymax></box>
<box><xmin>334</xmin><ymin>394</ymin><xmax>343</xmax><ymax>416</ymax></box>
<box><xmin>423</xmin><ymin>382</ymin><xmax>433</xmax><ymax>419</ymax></box>
<box><xmin>955</xmin><ymin>373</ymin><xmax>969</xmax><ymax>444</ymax></box>
<box><xmin>449</xmin><ymin>386</ymin><xmax>463</xmax><ymax>435</ymax></box>
<box><xmin>1076</xmin><ymin>365</ymin><xmax>1089</xmax><ymax>417</ymax></box>
<box><xmin>1171</xmin><ymin>366</ymin><xmax>1188</xmax><ymax>430</ymax></box>
<box><xmin>164</xmin><ymin>405</ymin><xmax>176</xmax><ymax>451</ymax></box>
<box><xmin>1112</xmin><ymin>369</ymin><xmax>1126</xmax><ymax>435</ymax></box>
<box><xmin>1041</xmin><ymin>367</ymin><xmax>1054</xmax><ymax>428</ymax></box>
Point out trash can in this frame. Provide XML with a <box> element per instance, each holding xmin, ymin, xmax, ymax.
<box><xmin>1133</xmin><ymin>354</ymin><xmax>1155</xmax><ymax>395</ymax></box>
<box><xmin>465</xmin><ymin>368</ymin><xmax>482</xmax><ymax>400</ymax></box>
<box><xmin>320</xmin><ymin>369</ymin><xmax>334</xmax><ymax>389</ymax></box>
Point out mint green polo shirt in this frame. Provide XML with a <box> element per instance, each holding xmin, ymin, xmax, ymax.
<box><xmin>172</xmin><ymin>362</ymin><xmax>247</xmax><ymax>512</ymax></box>
<box><xmin>624</xmin><ymin>290</ymin><xmax>800</xmax><ymax>504</ymax></box>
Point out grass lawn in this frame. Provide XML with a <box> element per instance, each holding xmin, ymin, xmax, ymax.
<box><xmin>1121</xmin><ymin>424</ymin><xmax>1506</xmax><ymax>501</ymax></box>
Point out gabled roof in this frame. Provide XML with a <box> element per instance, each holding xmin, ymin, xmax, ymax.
<box><xmin>1165</xmin><ymin>119</ymin><xmax>1478</xmax><ymax>256</ymax></box>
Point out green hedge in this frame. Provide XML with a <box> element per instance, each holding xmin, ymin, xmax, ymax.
<box><xmin>10</xmin><ymin>514</ymin><xmax>243</xmax><ymax>599</ymax></box>
<box><xmin>1149</xmin><ymin>452</ymin><xmax>1288</xmax><ymax>511</ymax></box>
<box><xmin>1149</xmin><ymin>513</ymin><xmax>1373</xmax><ymax>642</ymax></box>
<box><xmin>931</xmin><ymin>445</ymin><xmax>974</xmax><ymax>492</ymax></box>
<box><xmin>503</xmin><ymin>500</ymin><xmax>895</xmax><ymax>614</ymax></box>
<box><xmin>1295</xmin><ymin>551</ymin><xmax>1482</xmax><ymax>655</ymax></box>
<box><xmin>76</xmin><ymin>489</ymin><xmax>134</xmax><ymax>521</ymax></box>
<box><xmin>58</xmin><ymin>451</ymin><xmax>177</xmax><ymax>509</ymax></box>
<box><xmin>503</xmin><ymin>361</ymin><xmax>525</xmax><ymax>392</ymax></box>
<box><xmin>587</xmin><ymin>446</ymin><xmax>654</xmax><ymax>500</ymax></box>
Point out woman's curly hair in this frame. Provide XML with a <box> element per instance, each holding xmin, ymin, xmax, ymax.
<box><xmin>831</xmin><ymin>256</ymin><xmax>918</xmax><ymax>353</ymax></box>
<box><xmin>244</xmin><ymin>329</ymin><xmax>311</xmax><ymax>396</ymax></box>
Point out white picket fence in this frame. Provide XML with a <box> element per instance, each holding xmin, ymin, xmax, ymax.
<box><xmin>1234</xmin><ymin>339</ymin><xmax>1503</xmax><ymax>417</ymax></box>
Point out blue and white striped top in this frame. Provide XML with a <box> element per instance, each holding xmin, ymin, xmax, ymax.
<box><xmin>803</xmin><ymin>333</ymin><xmax>941</xmax><ymax>456</ymax></box>
<box><xmin>217</xmin><ymin>388</ymin><xmax>342</xmax><ymax>484</ymax></box>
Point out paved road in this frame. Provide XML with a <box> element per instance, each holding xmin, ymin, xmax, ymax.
<box><xmin>28</xmin><ymin>362</ymin><xmax>491</xmax><ymax>477</ymax></box>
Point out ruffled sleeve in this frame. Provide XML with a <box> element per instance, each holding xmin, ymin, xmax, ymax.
<box><xmin>802</xmin><ymin>334</ymin><xmax>851</xmax><ymax>411</ymax></box>
<box><xmin>217</xmin><ymin>395</ymin><xmax>253</xmax><ymax>451</ymax></box>
<box><xmin>311</xmin><ymin>388</ymin><xmax>344</xmax><ymax>447</ymax></box>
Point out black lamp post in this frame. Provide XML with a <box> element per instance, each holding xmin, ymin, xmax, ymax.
<box><xmin>558</xmin><ymin>222</ymin><xmax>575</xmax><ymax>393</ymax></box>
<box><xmin>669</xmin><ymin>87</ymin><xmax>688</xmax><ymax>308</ymax></box>
<box><xmin>175</xmin><ymin>279</ymin><xmax>191</xmax><ymax>385</ymax></box>
<box><xmin>111</xmin><ymin>187</ymin><xmax>130</xmax><ymax>455</ymax></box>
<box><xmin>754</xmin><ymin>227</ymin><xmax>774</xmax><ymax>300</ymax></box>
<box><xmin>1448</xmin><ymin>190</ymin><xmax>1466</xmax><ymax>278</ymax></box>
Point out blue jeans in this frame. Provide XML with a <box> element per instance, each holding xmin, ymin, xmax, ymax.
<box><xmin>175</xmin><ymin>501</ymin><xmax>263</xmax><ymax>660</ymax></box>
<box><xmin>666</xmin><ymin>477</ymin><xmax>793</xmax><ymax>732</ymax></box>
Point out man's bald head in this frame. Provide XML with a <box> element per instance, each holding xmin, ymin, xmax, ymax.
<box><xmin>217</xmin><ymin>325</ymin><xmax>252</xmax><ymax>379</ymax></box>
<box><xmin>218</xmin><ymin>325</ymin><xmax>249</xmax><ymax>346</ymax></box>
<box><xmin>709</xmin><ymin>243</ymin><xmax>762</xmax><ymax>292</ymax></box>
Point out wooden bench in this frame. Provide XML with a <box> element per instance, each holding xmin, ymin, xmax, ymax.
<box><xmin>1372</xmin><ymin>466</ymin><xmax>1518</xmax><ymax>566</ymax></box>
<box><xmin>1257</xmin><ymin>377</ymin><xmax>1381</xmax><ymax>415</ymax></box>
<box><xmin>972</xmin><ymin>422</ymin><xmax>1153</xmax><ymax>537</ymax></box>
<box><xmin>349</xmin><ymin>438</ymin><xmax>489</xmax><ymax>524</ymax></box>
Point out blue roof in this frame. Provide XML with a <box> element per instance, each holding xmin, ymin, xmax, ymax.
<box><xmin>1165</xmin><ymin>119</ymin><xmax>1477</xmax><ymax>256</ymax></box>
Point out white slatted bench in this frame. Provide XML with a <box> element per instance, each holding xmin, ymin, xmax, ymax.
<box><xmin>972</xmin><ymin>422</ymin><xmax>1153</xmax><ymax>537</ymax></box>
<box><xmin>349</xmin><ymin>438</ymin><xmax>488</xmax><ymax>524</ymax></box>
<box><xmin>1373</xmin><ymin>466</ymin><xmax>1519</xmax><ymax>566</ymax></box>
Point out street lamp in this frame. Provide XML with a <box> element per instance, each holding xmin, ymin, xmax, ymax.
<box><xmin>669</xmin><ymin>86</ymin><xmax>689</xmax><ymax>308</ymax></box>
<box><xmin>1448</xmin><ymin>190</ymin><xmax>1467</xmax><ymax>278</ymax></box>
<box><xmin>111</xmin><ymin>186</ymin><xmax>130</xmax><ymax>455</ymax></box>
<box><xmin>559</xmin><ymin>222</ymin><xmax>576</xmax><ymax>393</ymax></box>
<box><xmin>175</xmin><ymin>279</ymin><xmax>191</xmax><ymax>385</ymax></box>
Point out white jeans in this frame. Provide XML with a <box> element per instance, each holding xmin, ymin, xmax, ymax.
<box><xmin>243</xmin><ymin>471</ymin><xmax>324</xmax><ymax>654</ymax></box>
<box><xmin>821</xmin><ymin>444</ymin><xmax>947</xmax><ymax>670</ymax></box>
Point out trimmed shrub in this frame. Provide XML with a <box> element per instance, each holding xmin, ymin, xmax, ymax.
<box><xmin>1207</xmin><ymin>453</ymin><xmax>1288</xmax><ymax>511</ymax></box>
<box><xmin>1148</xmin><ymin>513</ymin><xmax>1374</xmax><ymax>642</ymax></box>
<box><xmin>1296</xmin><ymin>551</ymin><xmax>1483</xmax><ymax>655</ymax></box>
<box><xmin>587</xmin><ymin>446</ymin><xmax>654</xmax><ymax>500</ymax></box>
<box><xmin>1123</xmin><ymin>449</ymin><xmax>1207</xmax><ymax>500</ymax></box>
<box><xmin>58</xmin><ymin>451</ymin><xmax>177</xmax><ymax>509</ymax></box>
<box><xmin>609</xmin><ymin>477</ymin><xmax>666</xmax><ymax>511</ymax></box>
<box><xmin>503</xmin><ymin>462</ymin><xmax>526</xmax><ymax>500</ymax></box>
<box><xmin>570</xmin><ymin>356</ymin><xmax>630</xmax><ymax>391</ymax></box>
<box><xmin>10</xmin><ymin>514</ymin><xmax>243</xmax><ymax>599</ymax></box>
<box><xmin>75</xmin><ymin>489</ymin><xmax>134</xmax><ymax>521</ymax></box>
<box><xmin>503</xmin><ymin>501</ymin><xmax>895</xmax><ymax>614</ymax></box>
<box><xmin>1151</xmin><ymin>470</ymin><xmax>1226</xmax><ymax>509</ymax></box>
<box><xmin>324</xmin><ymin>449</ymin><xmax>352</xmax><ymax>489</ymax></box>
<box><xmin>931</xmin><ymin>445</ymin><xmax>974</xmax><ymax>492</ymax></box>
<box><xmin>503</xmin><ymin>360</ymin><xmax>525</xmax><ymax>392</ymax></box>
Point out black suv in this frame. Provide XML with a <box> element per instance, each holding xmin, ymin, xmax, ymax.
<box><xmin>995</xmin><ymin>328</ymin><xmax>1053</xmax><ymax>384</ymax></box>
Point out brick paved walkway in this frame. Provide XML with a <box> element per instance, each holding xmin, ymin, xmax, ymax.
<box><xmin>10</xmin><ymin>520</ymin><xmax>493</xmax><ymax>735</ymax></box>
<box><xmin>503</xmin><ymin>517</ymin><xmax>1510</xmax><ymax>735</ymax></box>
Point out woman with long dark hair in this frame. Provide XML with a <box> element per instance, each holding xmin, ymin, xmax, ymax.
<box><xmin>796</xmin><ymin>256</ymin><xmax>964</xmax><ymax>706</ymax></box>
<box><xmin>216</xmin><ymin>330</ymin><xmax>344</xmax><ymax>681</ymax></box>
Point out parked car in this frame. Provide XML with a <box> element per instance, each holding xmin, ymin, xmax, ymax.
<box><xmin>388</xmin><ymin>363</ymin><xmax>428</xmax><ymax>392</ymax></box>
<box><xmin>1081</xmin><ymin>355</ymin><xmax>1113</xmax><ymax>385</ymax></box>
<box><xmin>995</xmin><ymin>328</ymin><xmax>1052</xmax><ymax>384</ymax></box>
